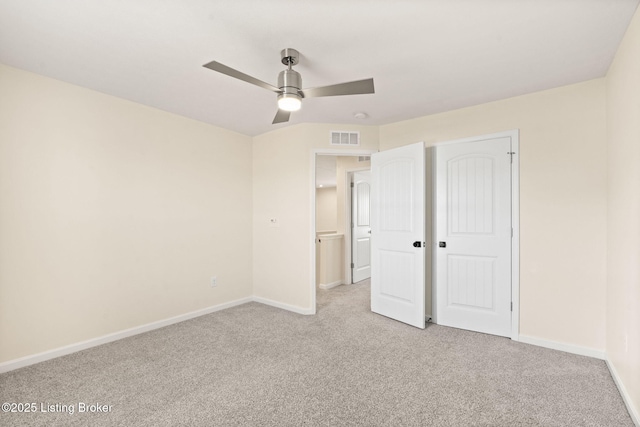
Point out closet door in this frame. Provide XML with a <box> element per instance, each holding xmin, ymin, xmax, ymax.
<box><xmin>371</xmin><ymin>142</ymin><xmax>425</xmax><ymax>328</ymax></box>
<box><xmin>435</xmin><ymin>135</ymin><xmax>513</xmax><ymax>337</ymax></box>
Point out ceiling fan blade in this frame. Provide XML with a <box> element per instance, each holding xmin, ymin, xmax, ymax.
<box><xmin>272</xmin><ymin>109</ymin><xmax>291</xmax><ymax>124</ymax></box>
<box><xmin>203</xmin><ymin>61</ymin><xmax>281</xmax><ymax>93</ymax></box>
<box><xmin>301</xmin><ymin>78</ymin><xmax>375</xmax><ymax>98</ymax></box>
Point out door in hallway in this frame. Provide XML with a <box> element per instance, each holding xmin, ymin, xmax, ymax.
<box><xmin>352</xmin><ymin>171</ymin><xmax>371</xmax><ymax>283</ymax></box>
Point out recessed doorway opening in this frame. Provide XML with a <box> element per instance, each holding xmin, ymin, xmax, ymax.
<box><xmin>312</xmin><ymin>151</ymin><xmax>373</xmax><ymax>310</ymax></box>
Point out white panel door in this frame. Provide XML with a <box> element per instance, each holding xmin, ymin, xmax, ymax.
<box><xmin>352</xmin><ymin>171</ymin><xmax>371</xmax><ymax>283</ymax></box>
<box><xmin>371</xmin><ymin>142</ymin><xmax>425</xmax><ymax>329</ymax></box>
<box><xmin>436</xmin><ymin>136</ymin><xmax>512</xmax><ymax>337</ymax></box>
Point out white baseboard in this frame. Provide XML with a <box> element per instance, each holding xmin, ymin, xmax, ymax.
<box><xmin>319</xmin><ymin>280</ymin><xmax>342</xmax><ymax>290</ymax></box>
<box><xmin>0</xmin><ymin>296</ymin><xmax>252</xmax><ymax>374</ymax></box>
<box><xmin>518</xmin><ymin>334</ymin><xmax>606</xmax><ymax>360</ymax></box>
<box><xmin>606</xmin><ymin>358</ymin><xmax>640</xmax><ymax>426</ymax></box>
<box><xmin>252</xmin><ymin>296</ymin><xmax>315</xmax><ymax>315</ymax></box>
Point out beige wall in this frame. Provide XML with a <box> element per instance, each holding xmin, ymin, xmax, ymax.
<box><xmin>252</xmin><ymin>124</ymin><xmax>378</xmax><ymax>311</ymax></box>
<box><xmin>0</xmin><ymin>64</ymin><xmax>253</xmax><ymax>363</ymax></box>
<box><xmin>606</xmin><ymin>6</ymin><xmax>640</xmax><ymax>419</ymax></box>
<box><xmin>315</xmin><ymin>187</ymin><xmax>337</xmax><ymax>232</ymax></box>
<box><xmin>380</xmin><ymin>79</ymin><xmax>608</xmax><ymax>351</ymax></box>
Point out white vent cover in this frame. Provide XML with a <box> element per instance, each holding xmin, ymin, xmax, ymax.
<box><xmin>330</xmin><ymin>131</ymin><xmax>360</xmax><ymax>146</ymax></box>
<box><xmin>358</xmin><ymin>156</ymin><xmax>371</xmax><ymax>162</ymax></box>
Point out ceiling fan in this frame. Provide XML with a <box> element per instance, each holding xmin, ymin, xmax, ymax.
<box><xmin>203</xmin><ymin>48</ymin><xmax>375</xmax><ymax>124</ymax></box>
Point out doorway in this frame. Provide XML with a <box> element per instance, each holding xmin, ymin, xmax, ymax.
<box><xmin>312</xmin><ymin>152</ymin><xmax>373</xmax><ymax>306</ymax></box>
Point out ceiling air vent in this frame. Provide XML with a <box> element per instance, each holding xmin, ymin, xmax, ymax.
<box><xmin>330</xmin><ymin>131</ymin><xmax>360</xmax><ymax>146</ymax></box>
<box><xmin>358</xmin><ymin>156</ymin><xmax>371</xmax><ymax>162</ymax></box>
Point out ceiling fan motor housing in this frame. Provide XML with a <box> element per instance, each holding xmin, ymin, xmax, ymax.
<box><xmin>277</xmin><ymin>68</ymin><xmax>302</xmax><ymax>111</ymax></box>
<box><xmin>278</xmin><ymin>68</ymin><xmax>302</xmax><ymax>95</ymax></box>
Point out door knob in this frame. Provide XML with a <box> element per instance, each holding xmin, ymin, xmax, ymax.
<box><xmin>413</xmin><ymin>241</ymin><xmax>422</xmax><ymax>248</ymax></box>
<box><xmin>439</xmin><ymin>241</ymin><xmax>446</xmax><ymax>248</ymax></box>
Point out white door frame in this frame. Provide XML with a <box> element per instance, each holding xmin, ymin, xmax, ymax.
<box><xmin>311</xmin><ymin>149</ymin><xmax>376</xmax><ymax>312</ymax></box>
<box><xmin>431</xmin><ymin>130</ymin><xmax>520</xmax><ymax>340</ymax></box>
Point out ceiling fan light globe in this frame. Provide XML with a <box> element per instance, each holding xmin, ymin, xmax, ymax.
<box><xmin>277</xmin><ymin>94</ymin><xmax>302</xmax><ymax>112</ymax></box>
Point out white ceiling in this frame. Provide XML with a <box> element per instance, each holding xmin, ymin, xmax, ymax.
<box><xmin>1</xmin><ymin>0</ymin><xmax>638</xmax><ymax>137</ymax></box>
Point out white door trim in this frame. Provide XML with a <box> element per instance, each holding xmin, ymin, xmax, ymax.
<box><xmin>432</xmin><ymin>130</ymin><xmax>520</xmax><ymax>340</ymax></box>
<box><xmin>311</xmin><ymin>149</ymin><xmax>376</xmax><ymax>312</ymax></box>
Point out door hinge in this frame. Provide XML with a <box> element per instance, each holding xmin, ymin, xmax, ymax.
<box><xmin>350</xmin><ymin>182</ymin><xmax>354</xmax><ymax>188</ymax></box>
<box><xmin>350</xmin><ymin>263</ymin><xmax>355</xmax><ymax>268</ymax></box>
<box><xmin>511</xmin><ymin>227</ymin><xmax>513</xmax><ymax>237</ymax></box>
<box><xmin>508</xmin><ymin>151</ymin><xmax>516</xmax><ymax>163</ymax></box>
<box><xmin>511</xmin><ymin>302</ymin><xmax>513</xmax><ymax>312</ymax></box>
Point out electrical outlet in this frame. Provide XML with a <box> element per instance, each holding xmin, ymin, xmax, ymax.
<box><xmin>210</xmin><ymin>276</ymin><xmax>217</xmax><ymax>288</ymax></box>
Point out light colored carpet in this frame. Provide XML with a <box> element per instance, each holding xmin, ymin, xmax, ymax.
<box><xmin>0</xmin><ymin>280</ymin><xmax>633</xmax><ymax>426</ymax></box>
